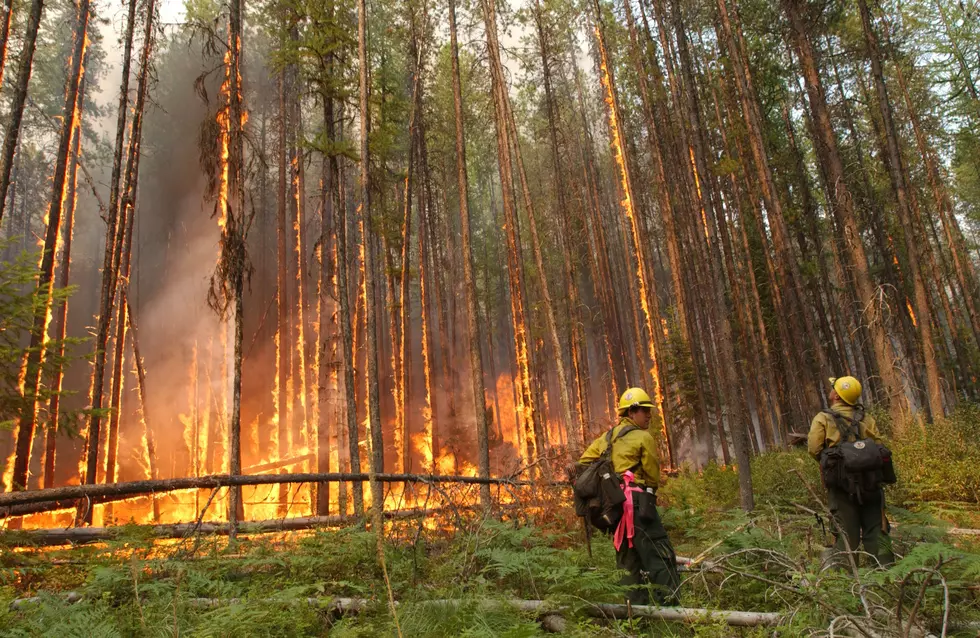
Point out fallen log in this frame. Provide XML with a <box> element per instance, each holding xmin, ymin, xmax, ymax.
<box><xmin>9</xmin><ymin>594</ymin><xmax>783</xmax><ymax>627</ymax></box>
<box><xmin>0</xmin><ymin>471</ymin><xmax>537</xmax><ymax>517</ymax></box>
<box><xmin>1</xmin><ymin>508</ymin><xmax>439</xmax><ymax>546</ymax></box>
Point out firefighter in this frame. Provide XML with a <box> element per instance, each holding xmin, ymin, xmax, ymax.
<box><xmin>808</xmin><ymin>376</ymin><xmax>894</xmax><ymax>566</ymax></box>
<box><xmin>579</xmin><ymin>387</ymin><xmax>680</xmax><ymax>606</ymax></box>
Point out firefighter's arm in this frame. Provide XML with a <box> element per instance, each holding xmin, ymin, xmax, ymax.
<box><xmin>807</xmin><ymin>414</ymin><xmax>827</xmax><ymax>459</ymax></box>
<box><xmin>641</xmin><ymin>433</ymin><xmax>661</xmax><ymax>488</ymax></box>
<box><xmin>578</xmin><ymin>437</ymin><xmax>603</xmax><ymax>466</ymax></box>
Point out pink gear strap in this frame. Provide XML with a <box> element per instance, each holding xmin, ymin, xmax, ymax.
<box><xmin>613</xmin><ymin>470</ymin><xmax>644</xmax><ymax>551</ymax></box>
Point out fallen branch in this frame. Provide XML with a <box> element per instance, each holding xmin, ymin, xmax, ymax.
<box><xmin>2</xmin><ymin>509</ymin><xmax>438</xmax><ymax>546</ymax></box>
<box><xmin>8</xmin><ymin>594</ymin><xmax>784</xmax><ymax>627</ymax></box>
<box><xmin>0</xmin><ymin>471</ymin><xmax>535</xmax><ymax>517</ymax></box>
<box><xmin>243</xmin><ymin>454</ymin><xmax>316</xmax><ymax>475</ymax></box>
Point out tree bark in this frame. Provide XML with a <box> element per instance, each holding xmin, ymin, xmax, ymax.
<box><xmin>0</xmin><ymin>0</ymin><xmax>15</xmax><ymax>93</ymax></box>
<box><xmin>42</xmin><ymin>76</ymin><xmax>84</xmax><ymax>490</ymax></box>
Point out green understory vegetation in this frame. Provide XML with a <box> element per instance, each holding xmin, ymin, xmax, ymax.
<box><xmin>2</xmin><ymin>408</ymin><xmax>979</xmax><ymax>637</ymax></box>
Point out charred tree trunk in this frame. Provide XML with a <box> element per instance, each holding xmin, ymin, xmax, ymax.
<box><xmin>358</xmin><ymin>0</ymin><xmax>384</xmax><ymax>508</ymax></box>
<box><xmin>42</xmin><ymin>78</ymin><xmax>84</xmax><ymax>490</ymax></box>
<box><xmin>80</xmin><ymin>0</ymin><xmax>138</xmax><ymax>498</ymax></box>
<box><xmin>480</xmin><ymin>0</ymin><xmax>540</xmax><ymax>468</ymax></box>
<box><xmin>449</xmin><ymin>0</ymin><xmax>490</xmax><ymax>503</ymax></box>
<box><xmin>591</xmin><ymin>0</ymin><xmax>672</xmax><ymax>465</ymax></box>
<box><xmin>7</xmin><ymin>0</ymin><xmax>90</xmax><ymax>493</ymax></box>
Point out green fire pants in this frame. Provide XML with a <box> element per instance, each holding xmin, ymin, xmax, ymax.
<box><xmin>614</xmin><ymin>491</ymin><xmax>680</xmax><ymax>606</ymax></box>
<box><xmin>827</xmin><ymin>486</ymin><xmax>894</xmax><ymax>567</ymax></box>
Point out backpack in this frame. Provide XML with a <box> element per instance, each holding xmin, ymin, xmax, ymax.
<box><xmin>819</xmin><ymin>409</ymin><xmax>896</xmax><ymax>503</ymax></box>
<box><xmin>573</xmin><ymin>425</ymin><xmax>640</xmax><ymax>533</ymax></box>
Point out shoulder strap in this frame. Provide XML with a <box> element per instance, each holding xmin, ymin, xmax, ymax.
<box><xmin>822</xmin><ymin>409</ymin><xmax>865</xmax><ymax>442</ymax></box>
<box><xmin>600</xmin><ymin>424</ymin><xmax>641</xmax><ymax>460</ymax></box>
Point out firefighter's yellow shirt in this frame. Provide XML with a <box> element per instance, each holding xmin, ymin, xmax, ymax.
<box><xmin>807</xmin><ymin>403</ymin><xmax>884</xmax><ymax>459</ymax></box>
<box><xmin>578</xmin><ymin>417</ymin><xmax>661</xmax><ymax>488</ymax></box>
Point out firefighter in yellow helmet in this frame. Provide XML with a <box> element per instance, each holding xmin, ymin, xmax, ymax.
<box><xmin>578</xmin><ymin>387</ymin><xmax>680</xmax><ymax>605</ymax></box>
<box><xmin>808</xmin><ymin>376</ymin><xmax>894</xmax><ymax>566</ymax></box>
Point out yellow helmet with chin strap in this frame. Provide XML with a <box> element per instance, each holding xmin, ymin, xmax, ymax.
<box><xmin>830</xmin><ymin>376</ymin><xmax>862</xmax><ymax>406</ymax></box>
<box><xmin>618</xmin><ymin>387</ymin><xmax>655</xmax><ymax>416</ymax></box>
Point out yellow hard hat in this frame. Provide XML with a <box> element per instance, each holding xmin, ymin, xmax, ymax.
<box><xmin>830</xmin><ymin>376</ymin><xmax>862</xmax><ymax>405</ymax></box>
<box><xmin>618</xmin><ymin>387</ymin><xmax>655</xmax><ymax>415</ymax></box>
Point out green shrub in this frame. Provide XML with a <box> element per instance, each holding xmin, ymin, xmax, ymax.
<box><xmin>891</xmin><ymin>404</ymin><xmax>980</xmax><ymax>505</ymax></box>
<box><xmin>750</xmin><ymin>449</ymin><xmax>821</xmax><ymax>506</ymax></box>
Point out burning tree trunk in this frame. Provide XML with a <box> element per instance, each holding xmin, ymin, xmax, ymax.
<box><xmin>479</xmin><ymin>0</ymin><xmax>540</xmax><ymax>468</ymax></box>
<box><xmin>781</xmin><ymin>0</ymin><xmax>908</xmax><ymax>425</ymax></box>
<box><xmin>590</xmin><ymin>0</ymin><xmax>671</xmax><ymax>465</ymax></box>
<box><xmin>80</xmin><ymin>0</ymin><xmax>138</xmax><ymax>499</ymax></box>
<box><xmin>42</xmin><ymin>76</ymin><xmax>85</xmax><ymax>490</ymax></box>
<box><xmin>126</xmin><ymin>300</ymin><xmax>160</xmax><ymax>520</ymax></box>
<box><xmin>504</xmin><ymin>76</ymin><xmax>578</xmax><ymax>453</ymax></box>
<box><xmin>447</xmin><ymin>0</ymin><xmax>489</xmax><ymax>496</ymax></box>
<box><xmin>104</xmin><ymin>0</ymin><xmax>158</xmax><ymax>513</ymax></box>
<box><xmin>0</xmin><ymin>0</ymin><xmax>43</xmax><ymax>225</ymax></box>
<box><xmin>357</xmin><ymin>0</ymin><xmax>383</xmax><ymax>501</ymax></box>
<box><xmin>5</xmin><ymin>0</ymin><xmax>90</xmax><ymax>493</ymax></box>
<box><xmin>315</xmin><ymin>11</ymin><xmax>342</xmax><ymax>515</ymax></box>
<box><xmin>208</xmin><ymin>0</ymin><xmax>249</xmax><ymax>534</ymax></box>
<box><xmin>276</xmin><ymin>68</ymin><xmax>291</xmax><ymax>514</ymax></box>
<box><xmin>857</xmin><ymin>0</ymin><xmax>945</xmax><ymax>421</ymax></box>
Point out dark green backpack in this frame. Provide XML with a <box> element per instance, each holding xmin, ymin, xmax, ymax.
<box><xmin>819</xmin><ymin>409</ymin><xmax>896</xmax><ymax>503</ymax></box>
<box><xmin>573</xmin><ymin>425</ymin><xmax>639</xmax><ymax>532</ymax></box>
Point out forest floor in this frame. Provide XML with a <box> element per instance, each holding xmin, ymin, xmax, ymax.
<box><xmin>2</xmin><ymin>407</ymin><xmax>980</xmax><ymax>637</ymax></box>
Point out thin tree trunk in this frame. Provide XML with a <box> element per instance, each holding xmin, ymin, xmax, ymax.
<box><xmin>226</xmin><ymin>0</ymin><xmax>246</xmax><ymax>536</ymax></box>
<box><xmin>0</xmin><ymin>0</ymin><xmax>44</xmax><ymax>225</ymax></box>
<box><xmin>934</xmin><ymin>0</ymin><xmax>980</xmax><ymax>104</ymax></box>
<box><xmin>316</xmin><ymin>20</ymin><xmax>340</xmax><ymax>514</ymax></box>
<box><xmin>105</xmin><ymin>0</ymin><xmax>157</xmax><ymax>512</ymax></box>
<box><xmin>6</xmin><ymin>0</ymin><xmax>90</xmax><ymax>493</ymax></box>
<box><xmin>857</xmin><ymin>0</ymin><xmax>944</xmax><ymax>421</ymax></box>
<box><xmin>126</xmin><ymin>300</ymin><xmax>159</xmax><ymax>520</ymax></box>
<box><xmin>358</xmin><ymin>0</ymin><xmax>384</xmax><ymax>503</ymax></box>
<box><xmin>80</xmin><ymin>0</ymin><xmax>138</xmax><ymax>497</ymax></box>
<box><xmin>591</xmin><ymin>0</ymin><xmax>671</xmax><ymax>465</ymax></box>
<box><xmin>276</xmin><ymin>71</ymin><xmax>291</xmax><ymax>514</ymax></box>
<box><xmin>336</xmin><ymin>107</ymin><xmax>362</xmax><ymax>516</ymax></box>
<box><xmin>0</xmin><ymin>0</ymin><xmax>15</xmax><ymax>93</ymax></box>
<box><xmin>505</xmin><ymin>99</ymin><xmax>577</xmax><ymax>451</ymax></box>
<box><xmin>450</xmin><ymin>0</ymin><xmax>489</xmax><ymax>501</ymax></box>
<box><xmin>479</xmin><ymin>0</ymin><xmax>539</xmax><ymax>468</ymax></box>
<box><xmin>42</xmin><ymin>80</ymin><xmax>84</xmax><ymax>490</ymax></box>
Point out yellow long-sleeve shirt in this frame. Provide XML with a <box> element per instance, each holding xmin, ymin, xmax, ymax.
<box><xmin>578</xmin><ymin>417</ymin><xmax>661</xmax><ymax>488</ymax></box>
<box><xmin>807</xmin><ymin>403</ymin><xmax>883</xmax><ymax>459</ymax></box>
